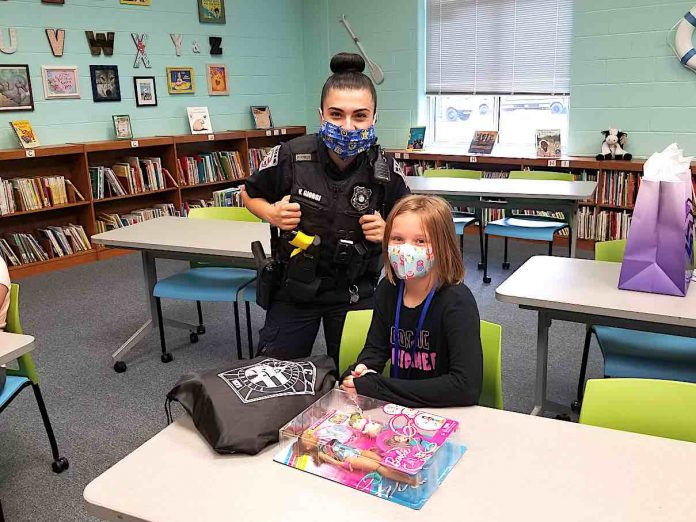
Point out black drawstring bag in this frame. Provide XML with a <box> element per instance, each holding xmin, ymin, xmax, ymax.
<box><xmin>166</xmin><ymin>355</ymin><xmax>336</xmax><ymax>455</ymax></box>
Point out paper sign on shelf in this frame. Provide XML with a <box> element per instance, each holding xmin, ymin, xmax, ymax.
<box><xmin>25</xmin><ymin>149</ymin><xmax>35</xmax><ymax>158</ymax></box>
<box><xmin>130</xmin><ymin>140</ymin><xmax>139</xmax><ymax>148</ymax></box>
<box><xmin>208</xmin><ymin>134</ymin><xmax>215</xmax><ymax>141</ymax></box>
<box><xmin>547</xmin><ymin>159</ymin><xmax>557</xmax><ymax>167</ymax></box>
<box><xmin>403</xmin><ymin>153</ymin><xmax>409</xmax><ymax>159</ymax></box>
<box><xmin>265</xmin><ymin>130</ymin><xmax>272</xmax><ymax>136</ymax></box>
<box><xmin>281</xmin><ymin>128</ymin><xmax>287</xmax><ymax>135</ymax></box>
<box><xmin>470</xmin><ymin>156</ymin><xmax>477</xmax><ymax>163</ymax></box>
<box><xmin>561</xmin><ymin>160</ymin><xmax>569</xmax><ymax>168</ymax></box>
<box><xmin>273</xmin><ymin>130</ymin><xmax>279</xmax><ymax>135</ymax></box>
<box><xmin>395</xmin><ymin>153</ymin><xmax>401</xmax><ymax>159</ymax></box>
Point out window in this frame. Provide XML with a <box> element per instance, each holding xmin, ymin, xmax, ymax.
<box><xmin>426</xmin><ymin>0</ymin><xmax>573</xmax><ymax>152</ymax></box>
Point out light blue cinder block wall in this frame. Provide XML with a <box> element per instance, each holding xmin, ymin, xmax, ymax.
<box><xmin>302</xmin><ymin>0</ymin><xmax>424</xmax><ymax>149</ymax></box>
<box><xmin>0</xmin><ymin>0</ymin><xmax>306</xmax><ymax>149</ymax></box>
<box><xmin>570</xmin><ymin>1</ymin><xmax>696</xmax><ymax>157</ymax></box>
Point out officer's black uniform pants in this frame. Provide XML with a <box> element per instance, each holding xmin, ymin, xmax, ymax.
<box><xmin>256</xmin><ymin>296</ymin><xmax>374</xmax><ymax>371</ymax></box>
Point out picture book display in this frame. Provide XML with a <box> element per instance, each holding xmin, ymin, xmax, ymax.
<box><xmin>251</xmin><ymin>106</ymin><xmax>273</xmax><ymax>129</ymax></box>
<box><xmin>274</xmin><ymin>389</ymin><xmax>466</xmax><ymax>510</ymax></box>
<box><xmin>536</xmin><ymin>129</ymin><xmax>561</xmax><ymax>158</ymax></box>
<box><xmin>468</xmin><ymin>130</ymin><xmax>498</xmax><ymax>155</ymax></box>
<box><xmin>187</xmin><ymin>106</ymin><xmax>212</xmax><ymax>134</ymax></box>
<box><xmin>407</xmin><ymin>126</ymin><xmax>426</xmax><ymax>150</ymax></box>
<box><xmin>10</xmin><ymin>120</ymin><xmax>39</xmax><ymax>148</ymax></box>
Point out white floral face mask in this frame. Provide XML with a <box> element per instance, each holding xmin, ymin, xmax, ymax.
<box><xmin>388</xmin><ymin>243</ymin><xmax>435</xmax><ymax>280</ymax></box>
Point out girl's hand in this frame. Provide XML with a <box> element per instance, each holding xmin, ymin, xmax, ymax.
<box><xmin>340</xmin><ymin>375</ymin><xmax>357</xmax><ymax>395</ymax></box>
<box><xmin>351</xmin><ymin>364</ymin><xmax>368</xmax><ymax>377</ymax></box>
<box><xmin>359</xmin><ymin>211</ymin><xmax>385</xmax><ymax>243</ymax></box>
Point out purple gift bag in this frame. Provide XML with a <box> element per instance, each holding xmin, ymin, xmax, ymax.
<box><xmin>618</xmin><ymin>173</ymin><xmax>695</xmax><ymax>297</ymax></box>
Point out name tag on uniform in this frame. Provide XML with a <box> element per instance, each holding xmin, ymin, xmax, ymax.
<box><xmin>295</xmin><ymin>153</ymin><xmax>314</xmax><ymax>162</ymax></box>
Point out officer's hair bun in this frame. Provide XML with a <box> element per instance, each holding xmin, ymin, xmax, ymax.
<box><xmin>330</xmin><ymin>52</ymin><xmax>366</xmax><ymax>74</ymax></box>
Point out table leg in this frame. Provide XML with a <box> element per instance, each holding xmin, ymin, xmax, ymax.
<box><xmin>531</xmin><ymin>311</ymin><xmax>551</xmax><ymax>416</ymax></box>
<box><xmin>570</xmin><ymin>203</ymin><xmax>579</xmax><ymax>258</ymax></box>
<box><xmin>111</xmin><ymin>251</ymin><xmax>158</xmax><ymax>364</ymax></box>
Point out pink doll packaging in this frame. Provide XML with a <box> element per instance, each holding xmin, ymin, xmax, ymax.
<box><xmin>274</xmin><ymin>389</ymin><xmax>466</xmax><ymax>509</ymax></box>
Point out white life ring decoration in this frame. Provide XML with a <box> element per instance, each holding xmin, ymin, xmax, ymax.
<box><xmin>674</xmin><ymin>7</ymin><xmax>696</xmax><ymax>70</ymax></box>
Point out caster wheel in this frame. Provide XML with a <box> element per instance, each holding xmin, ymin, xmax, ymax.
<box><xmin>113</xmin><ymin>361</ymin><xmax>127</xmax><ymax>373</ymax></box>
<box><xmin>571</xmin><ymin>400</ymin><xmax>582</xmax><ymax>413</ymax></box>
<box><xmin>555</xmin><ymin>414</ymin><xmax>572</xmax><ymax>422</ymax></box>
<box><xmin>197</xmin><ymin>325</ymin><xmax>206</xmax><ymax>335</ymax></box>
<box><xmin>502</xmin><ymin>262</ymin><xmax>511</xmax><ymax>270</ymax></box>
<box><xmin>161</xmin><ymin>353</ymin><xmax>174</xmax><ymax>363</ymax></box>
<box><xmin>483</xmin><ymin>276</ymin><xmax>492</xmax><ymax>284</ymax></box>
<box><xmin>477</xmin><ymin>262</ymin><xmax>485</xmax><ymax>270</ymax></box>
<box><xmin>52</xmin><ymin>457</ymin><xmax>69</xmax><ymax>474</ymax></box>
<box><xmin>190</xmin><ymin>332</ymin><xmax>199</xmax><ymax>343</ymax></box>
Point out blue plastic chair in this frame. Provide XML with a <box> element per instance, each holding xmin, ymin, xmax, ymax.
<box><xmin>153</xmin><ymin>207</ymin><xmax>260</xmax><ymax>363</ymax></box>
<box><xmin>482</xmin><ymin>170</ymin><xmax>573</xmax><ymax>283</ymax></box>
<box><xmin>424</xmin><ymin>169</ymin><xmax>484</xmax><ymax>269</ymax></box>
<box><xmin>1</xmin><ymin>284</ymin><xmax>69</xmax><ymax>473</ymax></box>
<box><xmin>573</xmin><ymin>240</ymin><xmax>696</xmax><ymax>411</ymax></box>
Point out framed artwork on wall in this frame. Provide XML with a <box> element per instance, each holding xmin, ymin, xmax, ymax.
<box><xmin>0</xmin><ymin>64</ymin><xmax>34</xmax><ymax>111</ymax></box>
<box><xmin>133</xmin><ymin>76</ymin><xmax>157</xmax><ymax>106</ymax></box>
<box><xmin>166</xmin><ymin>67</ymin><xmax>195</xmax><ymax>94</ymax></box>
<box><xmin>41</xmin><ymin>65</ymin><xmax>80</xmax><ymax>99</ymax></box>
<box><xmin>90</xmin><ymin>65</ymin><xmax>121</xmax><ymax>102</ymax></box>
<box><xmin>198</xmin><ymin>0</ymin><xmax>226</xmax><ymax>24</ymax></box>
<box><xmin>206</xmin><ymin>64</ymin><xmax>229</xmax><ymax>95</ymax></box>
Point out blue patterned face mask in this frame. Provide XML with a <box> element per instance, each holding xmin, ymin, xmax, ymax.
<box><xmin>319</xmin><ymin>119</ymin><xmax>376</xmax><ymax>160</ymax></box>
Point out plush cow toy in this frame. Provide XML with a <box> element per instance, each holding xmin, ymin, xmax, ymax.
<box><xmin>596</xmin><ymin>129</ymin><xmax>632</xmax><ymax>161</ymax></box>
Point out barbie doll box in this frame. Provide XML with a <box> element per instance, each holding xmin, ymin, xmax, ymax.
<box><xmin>273</xmin><ymin>389</ymin><xmax>466</xmax><ymax>509</ymax></box>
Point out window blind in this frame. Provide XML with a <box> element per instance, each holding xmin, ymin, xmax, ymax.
<box><xmin>426</xmin><ymin>0</ymin><xmax>573</xmax><ymax>95</ymax></box>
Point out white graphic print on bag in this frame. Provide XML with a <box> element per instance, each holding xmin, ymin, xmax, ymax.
<box><xmin>258</xmin><ymin>145</ymin><xmax>280</xmax><ymax>172</ymax></box>
<box><xmin>218</xmin><ymin>359</ymin><xmax>317</xmax><ymax>403</ymax></box>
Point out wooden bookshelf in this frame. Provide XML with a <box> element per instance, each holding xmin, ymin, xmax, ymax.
<box><xmin>385</xmin><ymin>148</ymin><xmax>669</xmax><ymax>247</ymax></box>
<box><xmin>0</xmin><ymin>126</ymin><xmax>306</xmax><ymax>278</ymax></box>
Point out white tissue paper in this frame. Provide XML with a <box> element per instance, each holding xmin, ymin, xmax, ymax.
<box><xmin>642</xmin><ymin>143</ymin><xmax>692</xmax><ymax>182</ymax></box>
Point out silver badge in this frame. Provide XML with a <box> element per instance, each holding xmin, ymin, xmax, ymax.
<box><xmin>351</xmin><ymin>186</ymin><xmax>372</xmax><ymax>212</ymax></box>
<box><xmin>218</xmin><ymin>358</ymin><xmax>317</xmax><ymax>404</ymax></box>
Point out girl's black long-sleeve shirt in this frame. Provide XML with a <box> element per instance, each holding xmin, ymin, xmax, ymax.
<box><xmin>347</xmin><ymin>279</ymin><xmax>483</xmax><ymax>408</ymax></box>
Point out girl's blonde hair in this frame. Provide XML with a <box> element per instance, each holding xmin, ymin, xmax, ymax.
<box><xmin>383</xmin><ymin>195</ymin><xmax>465</xmax><ymax>286</ymax></box>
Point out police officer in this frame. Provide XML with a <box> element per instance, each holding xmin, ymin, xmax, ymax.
<box><xmin>243</xmin><ymin>52</ymin><xmax>410</xmax><ymax>368</ymax></box>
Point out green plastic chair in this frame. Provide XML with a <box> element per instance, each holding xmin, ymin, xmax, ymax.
<box><xmin>579</xmin><ymin>378</ymin><xmax>696</xmax><ymax>442</ymax></box>
<box><xmin>423</xmin><ymin>169</ymin><xmax>484</xmax><ymax>269</ymax></box>
<box><xmin>153</xmin><ymin>206</ymin><xmax>262</xmax><ymax>362</ymax></box>
<box><xmin>483</xmin><ymin>170</ymin><xmax>574</xmax><ymax>284</ymax></box>
<box><xmin>1</xmin><ymin>284</ymin><xmax>69</xmax><ymax>473</ymax></box>
<box><xmin>338</xmin><ymin>310</ymin><xmax>503</xmax><ymax>409</ymax></box>
<box><xmin>594</xmin><ymin>239</ymin><xmax>626</xmax><ymax>263</ymax></box>
<box><xmin>423</xmin><ymin>169</ymin><xmax>481</xmax><ymax>179</ymax></box>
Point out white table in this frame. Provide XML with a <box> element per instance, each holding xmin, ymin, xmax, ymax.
<box><xmin>84</xmin><ymin>407</ymin><xmax>696</xmax><ymax>522</ymax></box>
<box><xmin>406</xmin><ymin>177</ymin><xmax>597</xmax><ymax>258</ymax></box>
<box><xmin>91</xmin><ymin>216</ymin><xmax>271</xmax><ymax>372</ymax></box>
<box><xmin>0</xmin><ymin>332</ymin><xmax>35</xmax><ymax>366</ymax></box>
<box><xmin>496</xmin><ymin>256</ymin><xmax>696</xmax><ymax>415</ymax></box>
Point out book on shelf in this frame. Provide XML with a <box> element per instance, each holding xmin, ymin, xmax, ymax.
<box><xmin>95</xmin><ymin>204</ymin><xmax>179</xmax><ymax>233</ymax></box>
<box><xmin>212</xmin><ymin>186</ymin><xmax>243</xmax><ymax>207</ymax></box>
<box><xmin>177</xmin><ymin>150</ymin><xmax>244</xmax><ymax>186</ymax></box>
<box><xmin>248</xmin><ymin>147</ymin><xmax>275</xmax><ymax>173</ymax></box>
<box><xmin>0</xmin><ymin>175</ymin><xmax>83</xmax><ymax>214</ymax></box>
<box><xmin>0</xmin><ymin>224</ymin><xmax>91</xmax><ymax>266</ymax></box>
<box><xmin>91</xmin><ymin>156</ymin><xmax>172</xmax><ymax>199</ymax></box>
<box><xmin>406</xmin><ymin>127</ymin><xmax>426</xmax><ymax>150</ymax></box>
<box><xmin>9</xmin><ymin>120</ymin><xmax>40</xmax><ymax>149</ymax></box>
<box><xmin>182</xmin><ymin>199</ymin><xmax>213</xmax><ymax>216</ymax></box>
<box><xmin>576</xmin><ymin>207</ymin><xmax>632</xmax><ymax>241</ymax></box>
<box><xmin>535</xmin><ymin>129</ymin><xmax>561</xmax><ymax>158</ymax></box>
<box><xmin>468</xmin><ymin>130</ymin><xmax>498</xmax><ymax>155</ymax></box>
<box><xmin>187</xmin><ymin>106</ymin><xmax>213</xmax><ymax>134</ymax></box>
<box><xmin>599</xmin><ymin>170</ymin><xmax>639</xmax><ymax>207</ymax></box>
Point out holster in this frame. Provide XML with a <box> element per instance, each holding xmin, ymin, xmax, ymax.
<box><xmin>251</xmin><ymin>241</ymin><xmax>278</xmax><ymax>311</ymax></box>
<box><xmin>284</xmin><ymin>245</ymin><xmax>321</xmax><ymax>302</ymax></box>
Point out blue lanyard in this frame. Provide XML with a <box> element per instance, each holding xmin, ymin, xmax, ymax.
<box><xmin>392</xmin><ymin>281</ymin><xmax>437</xmax><ymax>378</ymax></box>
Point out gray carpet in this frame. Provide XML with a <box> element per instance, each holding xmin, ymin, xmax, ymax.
<box><xmin>0</xmin><ymin>236</ymin><xmax>600</xmax><ymax>521</ymax></box>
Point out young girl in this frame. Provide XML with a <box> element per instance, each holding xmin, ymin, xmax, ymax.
<box><xmin>341</xmin><ymin>195</ymin><xmax>483</xmax><ymax>407</ymax></box>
